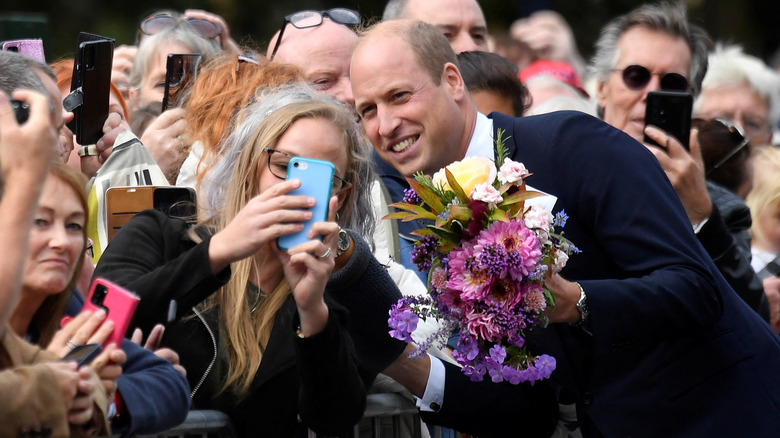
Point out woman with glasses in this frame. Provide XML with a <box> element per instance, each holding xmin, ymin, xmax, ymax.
<box><xmin>94</xmin><ymin>85</ymin><xmax>407</xmax><ymax>436</ymax></box>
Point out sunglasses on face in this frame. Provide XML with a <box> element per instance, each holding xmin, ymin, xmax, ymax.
<box><xmin>269</xmin><ymin>8</ymin><xmax>360</xmax><ymax>61</ymax></box>
<box><xmin>139</xmin><ymin>14</ymin><xmax>222</xmax><ymax>40</ymax></box>
<box><xmin>612</xmin><ymin>65</ymin><xmax>689</xmax><ymax>92</ymax></box>
<box><xmin>263</xmin><ymin>148</ymin><xmax>351</xmax><ymax>193</ymax></box>
<box><xmin>693</xmin><ymin>117</ymin><xmax>751</xmax><ymax>176</ymax></box>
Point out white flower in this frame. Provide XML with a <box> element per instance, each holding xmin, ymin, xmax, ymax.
<box><xmin>525</xmin><ymin>205</ymin><xmax>554</xmax><ymax>243</ymax></box>
<box><xmin>552</xmin><ymin>249</ymin><xmax>569</xmax><ymax>273</ymax></box>
<box><xmin>471</xmin><ymin>183</ymin><xmax>503</xmax><ymax>206</ymax></box>
<box><xmin>524</xmin><ymin>205</ymin><xmax>553</xmax><ymax>230</ymax></box>
<box><xmin>498</xmin><ymin>158</ymin><xmax>529</xmax><ymax>185</ymax></box>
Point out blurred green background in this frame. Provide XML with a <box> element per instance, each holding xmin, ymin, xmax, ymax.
<box><xmin>2</xmin><ymin>0</ymin><xmax>779</xmax><ymax>67</ymax></box>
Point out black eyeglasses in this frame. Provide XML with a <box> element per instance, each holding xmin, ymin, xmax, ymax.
<box><xmin>693</xmin><ymin>117</ymin><xmax>751</xmax><ymax>176</ymax></box>
<box><xmin>612</xmin><ymin>65</ymin><xmax>689</xmax><ymax>92</ymax></box>
<box><xmin>263</xmin><ymin>147</ymin><xmax>351</xmax><ymax>192</ymax></box>
<box><xmin>139</xmin><ymin>14</ymin><xmax>222</xmax><ymax>41</ymax></box>
<box><xmin>269</xmin><ymin>8</ymin><xmax>360</xmax><ymax>61</ymax></box>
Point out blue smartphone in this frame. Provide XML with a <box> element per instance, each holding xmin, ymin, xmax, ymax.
<box><xmin>277</xmin><ymin>157</ymin><xmax>335</xmax><ymax>251</ymax></box>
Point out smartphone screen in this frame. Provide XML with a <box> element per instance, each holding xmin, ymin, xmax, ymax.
<box><xmin>68</xmin><ymin>33</ymin><xmax>114</xmax><ymax>145</ymax></box>
<box><xmin>277</xmin><ymin>157</ymin><xmax>335</xmax><ymax>251</ymax></box>
<box><xmin>643</xmin><ymin>91</ymin><xmax>693</xmax><ymax>150</ymax></box>
<box><xmin>82</xmin><ymin>278</ymin><xmax>140</xmax><ymax>347</ymax></box>
<box><xmin>161</xmin><ymin>53</ymin><xmax>202</xmax><ymax>112</ymax></box>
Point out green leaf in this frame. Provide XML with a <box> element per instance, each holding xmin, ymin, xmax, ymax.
<box><xmin>409</xmin><ymin>179</ymin><xmax>445</xmax><ymax>214</ymax></box>
<box><xmin>429</xmin><ymin>225</ymin><xmax>461</xmax><ymax>243</ymax></box>
<box><xmin>498</xmin><ymin>189</ymin><xmax>544</xmax><ymax>207</ymax></box>
<box><xmin>488</xmin><ymin>208</ymin><xmax>509</xmax><ymax>222</ymax></box>
<box><xmin>445</xmin><ymin>168</ymin><xmax>470</xmax><ymax>204</ymax></box>
<box><xmin>450</xmin><ymin>204</ymin><xmax>472</xmax><ymax>221</ymax></box>
<box><xmin>494</xmin><ymin>129</ymin><xmax>511</xmax><ymax>169</ymax></box>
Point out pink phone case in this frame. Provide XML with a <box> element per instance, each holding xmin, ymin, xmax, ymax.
<box><xmin>2</xmin><ymin>39</ymin><xmax>45</xmax><ymax>62</ymax></box>
<box><xmin>82</xmin><ymin>278</ymin><xmax>140</xmax><ymax>347</ymax></box>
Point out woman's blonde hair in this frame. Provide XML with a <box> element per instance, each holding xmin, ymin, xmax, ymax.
<box><xmin>197</xmin><ymin>85</ymin><xmax>375</xmax><ymax>397</ymax></box>
<box><xmin>747</xmin><ymin>147</ymin><xmax>780</xmax><ymax>247</ymax></box>
<box><xmin>34</xmin><ymin>162</ymin><xmax>89</xmax><ymax>347</ymax></box>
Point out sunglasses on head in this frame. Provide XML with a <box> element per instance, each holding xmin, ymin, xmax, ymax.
<box><xmin>613</xmin><ymin>65</ymin><xmax>689</xmax><ymax>92</ymax></box>
<box><xmin>139</xmin><ymin>14</ymin><xmax>222</xmax><ymax>40</ymax></box>
<box><xmin>269</xmin><ymin>8</ymin><xmax>360</xmax><ymax>61</ymax></box>
<box><xmin>693</xmin><ymin>117</ymin><xmax>751</xmax><ymax>176</ymax></box>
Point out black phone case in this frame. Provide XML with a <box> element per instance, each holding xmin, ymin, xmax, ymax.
<box><xmin>161</xmin><ymin>53</ymin><xmax>202</xmax><ymax>112</ymax></box>
<box><xmin>644</xmin><ymin>91</ymin><xmax>693</xmax><ymax>150</ymax></box>
<box><xmin>69</xmin><ymin>33</ymin><xmax>114</xmax><ymax>145</ymax></box>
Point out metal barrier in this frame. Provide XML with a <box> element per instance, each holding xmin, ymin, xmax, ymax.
<box><xmin>308</xmin><ymin>392</ymin><xmax>427</xmax><ymax>438</ymax></box>
<box><xmin>135</xmin><ymin>393</ymin><xmax>435</xmax><ymax>438</ymax></box>
<box><xmin>135</xmin><ymin>410</ymin><xmax>238</xmax><ymax>438</ymax></box>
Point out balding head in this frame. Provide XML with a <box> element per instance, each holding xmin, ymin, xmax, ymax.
<box><xmin>268</xmin><ymin>19</ymin><xmax>358</xmax><ymax>106</ymax></box>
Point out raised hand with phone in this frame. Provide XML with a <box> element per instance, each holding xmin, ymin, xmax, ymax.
<box><xmin>93</xmin><ymin>88</ymin><xmax>389</xmax><ymax>435</ymax></box>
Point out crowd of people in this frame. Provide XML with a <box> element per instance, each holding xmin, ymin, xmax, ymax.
<box><xmin>1</xmin><ymin>0</ymin><xmax>780</xmax><ymax>437</ymax></box>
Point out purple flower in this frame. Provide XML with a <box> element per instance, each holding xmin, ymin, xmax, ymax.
<box><xmin>403</xmin><ymin>188</ymin><xmax>422</xmax><ymax>205</ymax></box>
<box><xmin>488</xmin><ymin>344</ymin><xmax>507</xmax><ymax>363</ymax></box>
<box><xmin>535</xmin><ymin>354</ymin><xmax>556</xmax><ymax>379</ymax></box>
<box><xmin>477</xmin><ymin>220</ymin><xmax>542</xmax><ymax>281</ymax></box>
<box><xmin>411</xmin><ymin>234</ymin><xmax>440</xmax><ymax>273</ymax></box>
<box><xmin>388</xmin><ymin>303</ymin><xmax>418</xmax><ymax>343</ymax></box>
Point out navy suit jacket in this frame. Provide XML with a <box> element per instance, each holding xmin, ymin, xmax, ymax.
<box><xmin>490</xmin><ymin>110</ymin><xmax>780</xmax><ymax>437</ymax></box>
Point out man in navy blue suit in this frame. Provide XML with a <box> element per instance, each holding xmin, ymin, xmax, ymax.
<box><xmin>351</xmin><ymin>17</ymin><xmax>780</xmax><ymax>437</ymax></box>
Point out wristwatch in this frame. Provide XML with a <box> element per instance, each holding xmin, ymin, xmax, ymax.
<box><xmin>336</xmin><ymin>227</ymin><xmax>351</xmax><ymax>258</ymax></box>
<box><xmin>572</xmin><ymin>282</ymin><xmax>589</xmax><ymax>327</ymax></box>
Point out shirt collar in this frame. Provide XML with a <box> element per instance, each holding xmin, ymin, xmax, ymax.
<box><xmin>465</xmin><ymin>112</ymin><xmax>495</xmax><ymax>161</ymax></box>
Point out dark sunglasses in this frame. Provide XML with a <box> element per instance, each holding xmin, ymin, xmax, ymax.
<box><xmin>693</xmin><ymin>117</ymin><xmax>750</xmax><ymax>176</ymax></box>
<box><xmin>269</xmin><ymin>8</ymin><xmax>360</xmax><ymax>61</ymax></box>
<box><xmin>612</xmin><ymin>65</ymin><xmax>689</xmax><ymax>92</ymax></box>
<box><xmin>139</xmin><ymin>14</ymin><xmax>222</xmax><ymax>40</ymax></box>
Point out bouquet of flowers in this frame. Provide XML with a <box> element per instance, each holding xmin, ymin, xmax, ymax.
<box><xmin>386</xmin><ymin>131</ymin><xmax>578</xmax><ymax>384</ymax></box>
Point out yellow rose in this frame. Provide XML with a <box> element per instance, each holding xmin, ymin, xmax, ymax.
<box><xmin>432</xmin><ymin>156</ymin><xmax>496</xmax><ymax>196</ymax></box>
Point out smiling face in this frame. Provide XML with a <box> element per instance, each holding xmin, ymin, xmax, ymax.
<box><xmin>22</xmin><ymin>174</ymin><xmax>86</xmax><ymax>298</ymax></box>
<box><xmin>351</xmin><ymin>32</ymin><xmax>470</xmax><ymax>177</ymax></box>
<box><xmin>401</xmin><ymin>0</ymin><xmax>488</xmax><ymax>53</ymax></box>
<box><xmin>597</xmin><ymin>26</ymin><xmax>691</xmax><ymax>142</ymax></box>
<box><xmin>271</xmin><ymin>19</ymin><xmax>358</xmax><ymax>106</ymax></box>
<box><xmin>258</xmin><ymin>116</ymin><xmax>349</xmax><ymax>210</ymax></box>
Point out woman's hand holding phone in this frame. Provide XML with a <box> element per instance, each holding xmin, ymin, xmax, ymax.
<box><xmin>278</xmin><ymin>195</ymin><xmax>340</xmax><ymax>337</ymax></box>
<box><xmin>49</xmin><ymin>309</ymin><xmax>113</xmax><ymax>358</ymax></box>
<box><xmin>208</xmin><ymin>178</ymin><xmax>315</xmax><ymax>274</ymax></box>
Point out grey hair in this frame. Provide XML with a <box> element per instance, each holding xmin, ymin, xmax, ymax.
<box><xmin>382</xmin><ymin>0</ymin><xmax>409</xmax><ymax>20</ymax></box>
<box><xmin>695</xmin><ymin>44</ymin><xmax>780</xmax><ymax>128</ymax></box>
<box><xmin>0</xmin><ymin>50</ymin><xmax>56</xmax><ymax>112</ymax></box>
<box><xmin>587</xmin><ymin>1</ymin><xmax>711</xmax><ymax>97</ymax></box>
<box><xmin>129</xmin><ymin>24</ymin><xmax>222</xmax><ymax>89</ymax></box>
<box><xmin>203</xmin><ymin>84</ymin><xmax>377</xmax><ymax>242</ymax></box>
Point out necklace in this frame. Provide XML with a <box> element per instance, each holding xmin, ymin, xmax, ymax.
<box><xmin>247</xmin><ymin>283</ymin><xmax>268</xmax><ymax>314</ymax></box>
